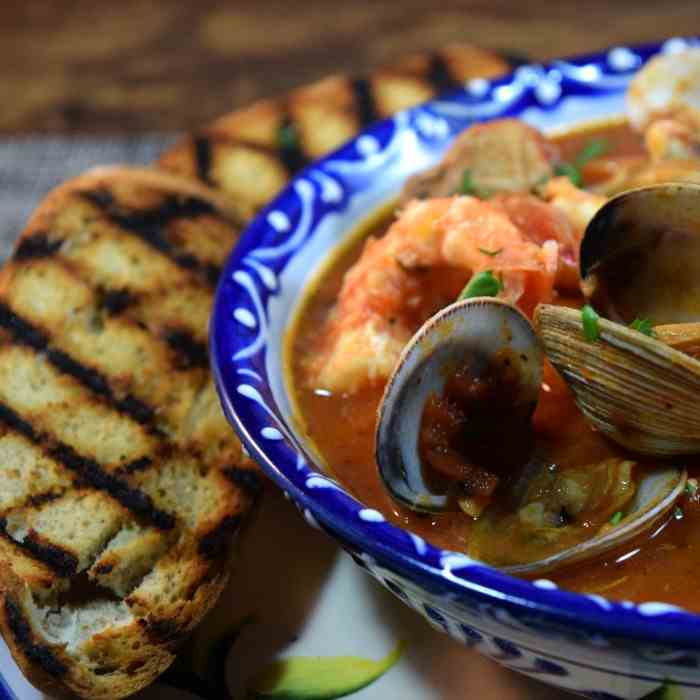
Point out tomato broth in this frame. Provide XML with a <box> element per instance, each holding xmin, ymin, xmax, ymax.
<box><xmin>286</xmin><ymin>119</ymin><xmax>700</xmax><ymax>609</ymax></box>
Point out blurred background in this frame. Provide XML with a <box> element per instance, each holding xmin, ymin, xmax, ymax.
<box><xmin>1</xmin><ymin>0</ymin><xmax>699</xmax><ymax>134</ymax></box>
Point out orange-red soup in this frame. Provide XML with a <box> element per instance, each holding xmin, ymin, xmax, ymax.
<box><xmin>287</xmin><ymin>120</ymin><xmax>700</xmax><ymax>610</ymax></box>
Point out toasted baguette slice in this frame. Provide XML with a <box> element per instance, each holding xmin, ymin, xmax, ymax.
<box><xmin>0</xmin><ymin>167</ymin><xmax>261</xmax><ymax>699</ymax></box>
<box><xmin>159</xmin><ymin>44</ymin><xmax>509</xmax><ymax>221</ymax></box>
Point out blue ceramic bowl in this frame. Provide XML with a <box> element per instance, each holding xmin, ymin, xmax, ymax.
<box><xmin>211</xmin><ymin>37</ymin><xmax>700</xmax><ymax>699</ymax></box>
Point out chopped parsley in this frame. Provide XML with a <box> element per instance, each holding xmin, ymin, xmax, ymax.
<box><xmin>554</xmin><ymin>162</ymin><xmax>583</xmax><ymax>187</ymax></box>
<box><xmin>459</xmin><ymin>271</ymin><xmax>503</xmax><ymax>300</ymax></box>
<box><xmin>478</xmin><ymin>247</ymin><xmax>503</xmax><ymax>257</ymax></box>
<box><xmin>629</xmin><ymin>317</ymin><xmax>657</xmax><ymax>338</ymax></box>
<box><xmin>551</xmin><ymin>139</ymin><xmax>608</xmax><ymax>189</ymax></box>
<box><xmin>574</xmin><ymin>139</ymin><xmax>608</xmax><ymax>168</ymax></box>
<box><xmin>686</xmin><ymin>479</ymin><xmax>698</xmax><ymax>497</ymax></box>
<box><xmin>459</xmin><ymin>169</ymin><xmax>476</xmax><ymax>195</ymax></box>
<box><xmin>609</xmin><ymin>511</ymin><xmax>623</xmax><ymax>526</ymax></box>
<box><xmin>581</xmin><ymin>304</ymin><xmax>601</xmax><ymax>342</ymax></box>
<box><xmin>455</xmin><ymin>169</ymin><xmax>495</xmax><ymax>198</ymax></box>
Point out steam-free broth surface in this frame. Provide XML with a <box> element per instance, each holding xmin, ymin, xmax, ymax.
<box><xmin>287</xmin><ymin>120</ymin><xmax>700</xmax><ymax>609</ymax></box>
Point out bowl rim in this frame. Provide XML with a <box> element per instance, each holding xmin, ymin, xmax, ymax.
<box><xmin>211</xmin><ymin>36</ymin><xmax>700</xmax><ymax>651</ymax></box>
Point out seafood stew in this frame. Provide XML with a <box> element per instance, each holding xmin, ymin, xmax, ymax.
<box><xmin>287</xmin><ymin>50</ymin><xmax>700</xmax><ymax>608</ymax></box>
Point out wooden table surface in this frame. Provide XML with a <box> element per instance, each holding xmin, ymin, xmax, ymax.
<box><xmin>2</xmin><ymin>0</ymin><xmax>699</xmax><ymax>134</ymax></box>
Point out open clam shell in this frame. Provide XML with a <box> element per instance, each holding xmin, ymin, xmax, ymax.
<box><xmin>581</xmin><ymin>183</ymin><xmax>700</xmax><ymax>323</ymax></box>
<box><xmin>535</xmin><ymin>304</ymin><xmax>700</xmax><ymax>456</ymax></box>
<box><xmin>502</xmin><ymin>466</ymin><xmax>687</xmax><ymax>576</ymax></box>
<box><xmin>375</xmin><ymin>297</ymin><xmax>543</xmax><ymax>513</ymax></box>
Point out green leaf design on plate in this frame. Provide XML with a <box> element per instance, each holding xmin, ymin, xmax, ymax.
<box><xmin>248</xmin><ymin>640</ymin><xmax>405</xmax><ymax>699</ymax></box>
<box><xmin>642</xmin><ymin>680</ymin><xmax>685</xmax><ymax>699</ymax></box>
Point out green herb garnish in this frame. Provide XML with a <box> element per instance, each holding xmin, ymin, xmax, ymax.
<box><xmin>478</xmin><ymin>247</ymin><xmax>503</xmax><ymax>257</ymax></box>
<box><xmin>581</xmin><ymin>304</ymin><xmax>600</xmax><ymax>342</ymax></box>
<box><xmin>574</xmin><ymin>139</ymin><xmax>608</xmax><ymax>168</ymax></box>
<box><xmin>554</xmin><ymin>162</ymin><xmax>583</xmax><ymax>187</ymax></box>
<box><xmin>550</xmin><ymin>140</ymin><xmax>608</xmax><ymax>190</ymax></box>
<box><xmin>459</xmin><ymin>271</ymin><xmax>503</xmax><ymax>300</ymax></box>
<box><xmin>629</xmin><ymin>318</ymin><xmax>657</xmax><ymax>338</ymax></box>
<box><xmin>610</xmin><ymin>511</ymin><xmax>623</xmax><ymax>526</ymax></box>
<box><xmin>459</xmin><ymin>169</ymin><xmax>476</xmax><ymax>195</ymax></box>
<box><xmin>686</xmin><ymin>480</ymin><xmax>698</xmax><ymax>497</ymax></box>
<box><xmin>278</xmin><ymin>123</ymin><xmax>300</xmax><ymax>151</ymax></box>
<box><xmin>675</xmin><ymin>506</ymin><xmax>684</xmax><ymax>520</ymax></box>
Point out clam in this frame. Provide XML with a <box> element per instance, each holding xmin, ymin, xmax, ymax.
<box><xmin>580</xmin><ymin>183</ymin><xmax>700</xmax><ymax>324</ymax></box>
<box><xmin>375</xmin><ymin>297</ymin><xmax>543</xmax><ymax>513</ymax></box>
<box><xmin>375</xmin><ymin>296</ymin><xmax>686</xmax><ymax>575</ymax></box>
<box><xmin>501</xmin><ymin>466</ymin><xmax>687</xmax><ymax>576</ymax></box>
<box><xmin>535</xmin><ymin>305</ymin><xmax>700</xmax><ymax>455</ymax></box>
<box><xmin>537</xmin><ymin>182</ymin><xmax>700</xmax><ymax>455</ymax></box>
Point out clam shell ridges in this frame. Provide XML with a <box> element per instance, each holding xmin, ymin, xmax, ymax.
<box><xmin>536</xmin><ymin>305</ymin><xmax>700</xmax><ymax>455</ymax></box>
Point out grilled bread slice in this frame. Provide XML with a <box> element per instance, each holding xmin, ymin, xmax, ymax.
<box><xmin>0</xmin><ymin>167</ymin><xmax>261</xmax><ymax>699</ymax></box>
<box><xmin>159</xmin><ymin>44</ymin><xmax>509</xmax><ymax>221</ymax></box>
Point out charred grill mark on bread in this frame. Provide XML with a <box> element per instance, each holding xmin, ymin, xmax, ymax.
<box><xmin>25</xmin><ymin>491</ymin><xmax>63</xmax><ymax>510</ymax></box>
<box><xmin>223</xmin><ymin>466</ymin><xmax>263</xmax><ymax>497</ymax></box>
<box><xmin>197</xmin><ymin>514</ymin><xmax>242</xmax><ymax>560</ymax></box>
<box><xmin>0</xmin><ymin>401</ymin><xmax>38</xmax><ymax>442</ymax></box>
<box><xmin>0</xmin><ymin>393</ymin><xmax>175</xmax><ymax>531</ymax></box>
<box><xmin>47</xmin><ymin>349</ymin><xmax>156</xmax><ymax>428</ymax></box>
<box><xmin>4</xmin><ymin>598</ymin><xmax>68</xmax><ymax>679</ymax></box>
<box><xmin>13</xmin><ymin>233</ymin><xmax>63</xmax><ymax>262</ymax></box>
<box><xmin>82</xmin><ymin>189</ymin><xmax>222</xmax><ymax>288</ymax></box>
<box><xmin>427</xmin><ymin>52</ymin><xmax>463</xmax><ymax>93</ymax></box>
<box><xmin>0</xmin><ymin>523</ymin><xmax>79</xmax><ymax>577</ymax></box>
<box><xmin>2</xmin><ymin>254</ymin><xmax>212</xmax><ymax>385</ymax></box>
<box><xmin>163</xmin><ymin>328</ymin><xmax>209</xmax><ymax>370</ymax></box>
<box><xmin>194</xmin><ymin>136</ymin><xmax>213</xmax><ymax>185</ymax></box>
<box><xmin>118</xmin><ymin>456</ymin><xmax>153</xmax><ymax>475</ymax></box>
<box><xmin>0</xmin><ymin>302</ymin><xmax>158</xmax><ymax>429</ymax></box>
<box><xmin>350</xmin><ymin>77</ymin><xmax>379</xmax><ymax>128</ymax></box>
<box><xmin>0</xmin><ymin>302</ymin><xmax>48</xmax><ymax>350</ymax></box>
<box><xmin>46</xmin><ymin>443</ymin><xmax>176</xmax><ymax>530</ymax></box>
<box><xmin>98</xmin><ymin>288</ymin><xmax>135</xmax><ymax>316</ymax></box>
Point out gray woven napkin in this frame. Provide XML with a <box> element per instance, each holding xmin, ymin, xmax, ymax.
<box><xmin>0</xmin><ymin>134</ymin><xmax>176</xmax><ymax>262</ymax></box>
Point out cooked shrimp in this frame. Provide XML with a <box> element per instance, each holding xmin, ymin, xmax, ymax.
<box><xmin>626</xmin><ymin>49</ymin><xmax>700</xmax><ymax>178</ymax></box>
<box><xmin>311</xmin><ymin>196</ymin><xmax>559</xmax><ymax>393</ymax></box>
<box><xmin>542</xmin><ymin>177</ymin><xmax>607</xmax><ymax>237</ymax></box>
<box><xmin>644</xmin><ymin>118</ymin><xmax>700</xmax><ymax>162</ymax></box>
<box><xmin>627</xmin><ymin>48</ymin><xmax>700</xmax><ymax>132</ymax></box>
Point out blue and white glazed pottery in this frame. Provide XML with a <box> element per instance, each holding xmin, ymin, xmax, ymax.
<box><xmin>211</xmin><ymin>38</ymin><xmax>700</xmax><ymax>699</ymax></box>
